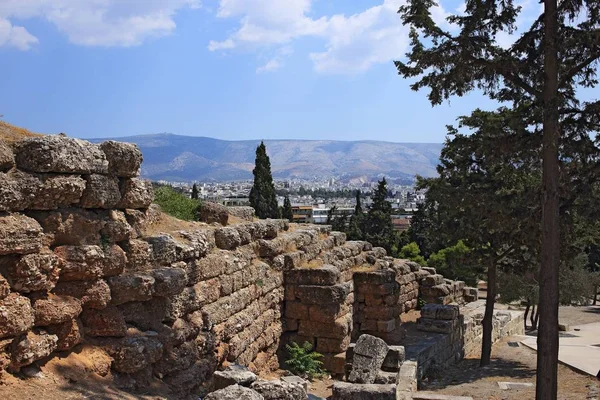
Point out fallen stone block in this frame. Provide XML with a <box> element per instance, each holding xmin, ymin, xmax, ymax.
<box><xmin>331</xmin><ymin>382</ymin><xmax>396</xmax><ymax>400</ymax></box>
<box><xmin>251</xmin><ymin>379</ymin><xmax>308</xmax><ymax>400</ymax></box>
<box><xmin>213</xmin><ymin>364</ymin><xmax>258</xmax><ymax>390</ymax></box>
<box><xmin>205</xmin><ymin>384</ymin><xmax>264</xmax><ymax>400</ymax></box>
<box><xmin>348</xmin><ymin>334</ymin><xmax>389</xmax><ymax>384</ymax></box>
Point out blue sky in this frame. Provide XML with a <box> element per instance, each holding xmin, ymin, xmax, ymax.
<box><xmin>0</xmin><ymin>0</ymin><xmax>538</xmax><ymax>143</ymax></box>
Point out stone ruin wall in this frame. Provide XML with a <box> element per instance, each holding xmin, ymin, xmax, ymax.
<box><xmin>0</xmin><ymin>135</ymin><xmax>481</xmax><ymax>395</ymax></box>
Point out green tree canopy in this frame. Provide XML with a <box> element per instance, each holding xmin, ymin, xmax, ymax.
<box><xmin>249</xmin><ymin>141</ymin><xmax>279</xmax><ymax>219</ymax></box>
<box><xmin>282</xmin><ymin>195</ymin><xmax>293</xmax><ymax>222</ymax></box>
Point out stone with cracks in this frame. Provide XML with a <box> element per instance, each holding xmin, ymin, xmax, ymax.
<box><xmin>79</xmin><ymin>174</ymin><xmax>121</xmax><ymax>209</ymax></box>
<box><xmin>197</xmin><ymin>201</ymin><xmax>229</xmax><ymax>225</ymax></box>
<box><xmin>331</xmin><ymin>382</ymin><xmax>396</xmax><ymax>400</ymax></box>
<box><xmin>10</xmin><ymin>331</ymin><xmax>58</xmax><ymax>370</ymax></box>
<box><xmin>99</xmin><ymin>140</ymin><xmax>143</xmax><ymax>178</ymax></box>
<box><xmin>33</xmin><ymin>295</ymin><xmax>82</xmax><ymax>326</ymax></box>
<box><xmin>0</xmin><ymin>214</ymin><xmax>43</xmax><ymax>255</ymax></box>
<box><xmin>0</xmin><ymin>252</ymin><xmax>61</xmax><ymax>293</ymax></box>
<box><xmin>251</xmin><ymin>379</ymin><xmax>308</xmax><ymax>400</ymax></box>
<box><xmin>0</xmin><ymin>142</ymin><xmax>14</xmax><ymax>171</ymax></box>
<box><xmin>81</xmin><ymin>306</ymin><xmax>127</xmax><ymax>337</ymax></box>
<box><xmin>47</xmin><ymin>318</ymin><xmax>83</xmax><ymax>351</ymax></box>
<box><xmin>14</xmin><ymin>135</ymin><xmax>108</xmax><ymax>174</ymax></box>
<box><xmin>205</xmin><ymin>385</ymin><xmax>265</xmax><ymax>400</ymax></box>
<box><xmin>108</xmin><ymin>274</ymin><xmax>155</xmax><ymax>305</ymax></box>
<box><xmin>117</xmin><ymin>178</ymin><xmax>153</xmax><ymax>209</ymax></box>
<box><xmin>0</xmin><ymin>293</ymin><xmax>35</xmax><ymax>339</ymax></box>
<box><xmin>213</xmin><ymin>364</ymin><xmax>258</xmax><ymax>390</ymax></box>
<box><xmin>348</xmin><ymin>334</ymin><xmax>389</xmax><ymax>384</ymax></box>
<box><xmin>52</xmin><ymin>279</ymin><xmax>111</xmax><ymax>309</ymax></box>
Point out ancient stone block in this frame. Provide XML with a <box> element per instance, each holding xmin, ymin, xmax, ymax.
<box><xmin>298</xmin><ymin>314</ymin><xmax>351</xmax><ymax>339</ymax></box>
<box><xmin>117</xmin><ymin>178</ymin><xmax>153</xmax><ymax>209</ymax></box>
<box><xmin>417</xmin><ymin>317</ymin><xmax>456</xmax><ymax>333</ymax></box>
<box><xmin>382</xmin><ymin>345</ymin><xmax>405</xmax><ymax>371</ymax></box>
<box><xmin>316</xmin><ymin>336</ymin><xmax>351</xmax><ymax>354</ymax></box>
<box><xmin>33</xmin><ymin>295</ymin><xmax>82</xmax><ymax>326</ymax></box>
<box><xmin>145</xmin><ymin>234</ymin><xmax>177</xmax><ymax>265</ymax></box>
<box><xmin>422</xmin><ymin>274</ymin><xmax>444</xmax><ymax>286</ymax></box>
<box><xmin>107</xmin><ymin>335</ymin><xmax>164</xmax><ymax>373</ymax></box>
<box><xmin>213</xmin><ymin>364</ymin><xmax>257</xmax><ymax>390</ymax></box>
<box><xmin>54</xmin><ymin>245</ymin><xmax>106</xmax><ymax>281</ymax></box>
<box><xmin>99</xmin><ymin>140</ymin><xmax>142</xmax><ymax>178</ymax></box>
<box><xmin>436</xmin><ymin>305</ymin><xmax>460</xmax><ymax>320</ymax></box>
<box><xmin>47</xmin><ymin>318</ymin><xmax>83</xmax><ymax>351</ymax></box>
<box><xmin>27</xmin><ymin>208</ymin><xmax>103</xmax><ymax>246</ymax></box>
<box><xmin>151</xmin><ymin>267</ymin><xmax>186</xmax><ymax>297</ymax></box>
<box><xmin>0</xmin><ymin>252</ymin><xmax>61</xmax><ymax>293</ymax></box>
<box><xmin>251</xmin><ymin>379</ymin><xmax>307</xmax><ymax>400</ymax></box>
<box><xmin>228</xmin><ymin>206</ymin><xmax>255</xmax><ymax>222</ymax></box>
<box><xmin>164</xmin><ymin>359</ymin><xmax>216</xmax><ymax>393</ymax></box>
<box><xmin>321</xmin><ymin>352</ymin><xmax>346</xmax><ymax>375</ymax></box>
<box><xmin>0</xmin><ymin>293</ymin><xmax>35</xmax><ymax>339</ymax></box>
<box><xmin>122</xmin><ymin>239</ymin><xmax>153</xmax><ymax>272</ymax></box>
<box><xmin>0</xmin><ymin>274</ymin><xmax>9</xmax><ymax>300</ymax></box>
<box><xmin>10</xmin><ymin>331</ymin><xmax>58</xmax><ymax>370</ymax></box>
<box><xmin>420</xmin><ymin>304</ymin><xmax>440</xmax><ymax>319</ymax></box>
<box><xmin>197</xmin><ymin>201</ymin><xmax>229</xmax><ymax>225</ymax></box>
<box><xmin>80</xmin><ymin>174</ymin><xmax>121</xmax><ymax>208</ymax></box>
<box><xmin>377</xmin><ymin>319</ymin><xmax>397</xmax><ymax>333</ymax></box>
<box><xmin>0</xmin><ymin>142</ymin><xmax>14</xmax><ymax>171</ymax></box>
<box><xmin>108</xmin><ymin>274</ymin><xmax>155</xmax><ymax>305</ymax></box>
<box><xmin>154</xmin><ymin>340</ymin><xmax>199</xmax><ymax>377</ymax></box>
<box><xmin>353</xmin><ymin>270</ymin><xmax>396</xmax><ymax>285</ymax></box>
<box><xmin>118</xmin><ymin>298</ymin><xmax>167</xmax><ymax>331</ymax></box>
<box><xmin>81</xmin><ymin>306</ymin><xmax>127</xmax><ymax>337</ymax></box>
<box><xmin>294</xmin><ymin>282</ymin><xmax>351</xmax><ymax>305</ymax></box>
<box><xmin>15</xmin><ymin>135</ymin><xmax>108</xmax><ymax>174</ymax></box>
<box><xmin>347</xmin><ymin>334</ymin><xmax>389</xmax><ymax>384</ymax></box>
<box><xmin>205</xmin><ymin>385</ymin><xmax>264</xmax><ymax>400</ymax></box>
<box><xmin>215</xmin><ymin>226</ymin><xmax>242</xmax><ymax>250</ymax></box>
<box><xmin>0</xmin><ymin>214</ymin><xmax>43</xmax><ymax>255</ymax></box>
<box><xmin>285</xmin><ymin>302</ymin><xmax>309</xmax><ymax>320</ymax></box>
<box><xmin>285</xmin><ymin>265</ymin><xmax>340</xmax><ymax>286</ymax></box>
<box><xmin>52</xmin><ymin>279</ymin><xmax>111</xmax><ymax>309</ymax></box>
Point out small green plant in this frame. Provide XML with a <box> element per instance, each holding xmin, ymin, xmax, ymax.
<box><xmin>417</xmin><ymin>296</ymin><xmax>427</xmax><ymax>310</ymax></box>
<box><xmin>285</xmin><ymin>341</ymin><xmax>325</xmax><ymax>380</ymax></box>
<box><xmin>99</xmin><ymin>233</ymin><xmax>110</xmax><ymax>251</ymax></box>
<box><xmin>256</xmin><ymin>279</ymin><xmax>264</xmax><ymax>287</ymax></box>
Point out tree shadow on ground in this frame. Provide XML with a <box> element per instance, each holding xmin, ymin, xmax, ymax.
<box><xmin>420</xmin><ymin>358</ymin><xmax>535</xmax><ymax>391</ymax></box>
<box><xmin>582</xmin><ymin>306</ymin><xmax>600</xmax><ymax>315</ymax></box>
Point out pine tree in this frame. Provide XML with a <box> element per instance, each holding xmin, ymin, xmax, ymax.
<box><xmin>283</xmin><ymin>195</ymin><xmax>294</xmax><ymax>222</ymax></box>
<box><xmin>354</xmin><ymin>190</ymin><xmax>363</xmax><ymax>215</ymax></box>
<box><xmin>191</xmin><ymin>183</ymin><xmax>199</xmax><ymax>200</ymax></box>
<box><xmin>363</xmin><ymin>178</ymin><xmax>397</xmax><ymax>253</ymax></box>
<box><xmin>397</xmin><ymin>1</ymin><xmax>600</xmax><ymax>393</ymax></box>
<box><xmin>249</xmin><ymin>142</ymin><xmax>279</xmax><ymax>219</ymax></box>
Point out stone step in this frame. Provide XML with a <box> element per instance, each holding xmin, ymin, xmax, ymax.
<box><xmin>413</xmin><ymin>392</ymin><xmax>473</xmax><ymax>400</ymax></box>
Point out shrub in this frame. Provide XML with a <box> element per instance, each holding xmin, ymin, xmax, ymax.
<box><xmin>153</xmin><ymin>185</ymin><xmax>200</xmax><ymax>221</ymax></box>
<box><xmin>399</xmin><ymin>242</ymin><xmax>426</xmax><ymax>265</ymax></box>
<box><xmin>285</xmin><ymin>341</ymin><xmax>325</xmax><ymax>380</ymax></box>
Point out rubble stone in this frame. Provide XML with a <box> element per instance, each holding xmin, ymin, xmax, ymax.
<box><xmin>117</xmin><ymin>178</ymin><xmax>153</xmax><ymax>209</ymax></box>
<box><xmin>80</xmin><ymin>174</ymin><xmax>121</xmax><ymax>208</ymax></box>
<box><xmin>251</xmin><ymin>379</ymin><xmax>308</xmax><ymax>400</ymax></box>
<box><xmin>33</xmin><ymin>295</ymin><xmax>82</xmax><ymax>326</ymax></box>
<box><xmin>99</xmin><ymin>141</ymin><xmax>142</xmax><ymax>178</ymax></box>
<box><xmin>348</xmin><ymin>334</ymin><xmax>388</xmax><ymax>384</ymax></box>
<box><xmin>10</xmin><ymin>331</ymin><xmax>58</xmax><ymax>369</ymax></box>
<box><xmin>0</xmin><ymin>252</ymin><xmax>61</xmax><ymax>293</ymax></box>
<box><xmin>205</xmin><ymin>384</ymin><xmax>264</xmax><ymax>400</ymax></box>
<box><xmin>213</xmin><ymin>364</ymin><xmax>258</xmax><ymax>390</ymax></box>
<box><xmin>0</xmin><ymin>214</ymin><xmax>43</xmax><ymax>255</ymax></box>
<box><xmin>0</xmin><ymin>293</ymin><xmax>35</xmax><ymax>339</ymax></box>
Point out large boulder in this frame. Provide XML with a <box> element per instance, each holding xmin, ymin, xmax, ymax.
<box><xmin>99</xmin><ymin>141</ymin><xmax>142</xmax><ymax>178</ymax></box>
<box><xmin>14</xmin><ymin>135</ymin><xmax>108</xmax><ymax>174</ymax></box>
<box><xmin>205</xmin><ymin>385</ymin><xmax>264</xmax><ymax>400</ymax></box>
<box><xmin>347</xmin><ymin>334</ymin><xmax>389</xmax><ymax>384</ymax></box>
<box><xmin>0</xmin><ymin>214</ymin><xmax>43</xmax><ymax>255</ymax></box>
<box><xmin>0</xmin><ymin>293</ymin><xmax>35</xmax><ymax>339</ymax></box>
<box><xmin>251</xmin><ymin>379</ymin><xmax>308</xmax><ymax>400</ymax></box>
<box><xmin>197</xmin><ymin>202</ymin><xmax>229</xmax><ymax>225</ymax></box>
<box><xmin>117</xmin><ymin>178</ymin><xmax>153</xmax><ymax>209</ymax></box>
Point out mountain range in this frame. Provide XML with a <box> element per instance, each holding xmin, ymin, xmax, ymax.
<box><xmin>90</xmin><ymin>134</ymin><xmax>443</xmax><ymax>183</ymax></box>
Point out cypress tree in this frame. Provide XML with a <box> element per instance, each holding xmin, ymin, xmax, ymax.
<box><xmin>191</xmin><ymin>183</ymin><xmax>199</xmax><ymax>200</ymax></box>
<box><xmin>354</xmin><ymin>190</ymin><xmax>363</xmax><ymax>215</ymax></box>
<box><xmin>249</xmin><ymin>141</ymin><xmax>278</xmax><ymax>219</ymax></box>
<box><xmin>283</xmin><ymin>195</ymin><xmax>294</xmax><ymax>222</ymax></box>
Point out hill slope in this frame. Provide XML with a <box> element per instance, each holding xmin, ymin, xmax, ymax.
<box><xmin>91</xmin><ymin>134</ymin><xmax>442</xmax><ymax>182</ymax></box>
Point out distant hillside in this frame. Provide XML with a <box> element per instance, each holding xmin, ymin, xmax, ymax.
<box><xmin>90</xmin><ymin>134</ymin><xmax>443</xmax><ymax>183</ymax></box>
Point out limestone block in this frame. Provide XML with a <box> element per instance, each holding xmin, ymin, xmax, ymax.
<box><xmin>52</xmin><ymin>279</ymin><xmax>111</xmax><ymax>309</ymax></box>
<box><xmin>166</xmin><ymin>278</ymin><xmax>221</xmax><ymax>321</ymax></box>
<box><xmin>107</xmin><ymin>335</ymin><xmax>163</xmax><ymax>373</ymax></box>
<box><xmin>285</xmin><ymin>265</ymin><xmax>340</xmax><ymax>286</ymax></box>
<box><xmin>0</xmin><ymin>274</ymin><xmax>9</xmax><ymax>300</ymax></box>
<box><xmin>0</xmin><ymin>214</ymin><xmax>43</xmax><ymax>255</ymax></box>
<box><xmin>117</xmin><ymin>178</ymin><xmax>153</xmax><ymax>209</ymax></box>
<box><xmin>108</xmin><ymin>274</ymin><xmax>155</xmax><ymax>305</ymax></box>
<box><xmin>47</xmin><ymin>318</ymin><xmax>83</xmax><ymax>351</ymax></box>
<box><xmin>205</xmin><ymin>385</ymin><xmax>264</xmax><ymax>400</ymax></box>
<box><xmin>228</xmin><ymin>206</ymin><xmax>255</xmax><ymax>221</ymax></box>
<box><xmin>33</xmin><ymin>295</ymin><xmax>82</xmax><ymax>326</ymax></box>
<box><xmin>118</xmin><ymin>298</ymin><xmax>167</xmax><ymax>331</ymax></box>
<box><xmin>27</xmin><ymin>208</ymin><xmax>104</xmax><ymax>246</ymax></box>
<box><xmin>99</xmin><ymin>140</ymin><xmax>142</xmax><ymax>178</ymax></box>
<box><xmin>154</xmin><ymin>340</ymin><xmax>199</xmax><ymax>377</ymax></box>
<box><xmin>298</xmin><ymin>314</ymin><xmax>351</xmax><ymax>339</ymax></box>
<box><xmin>54</xmin><ymin>245</ymin><xmax>106</xmax><ymax>281</ymax></box>
<box><xmin>102</xmin><ymin>244</ymin><xmax>126</xmax><ymax>277</ymax></box>
<box><xmin>251</xmin><ymin>379</ymin><xmax>307</xmax><ymax>400</ymax></box>
<box><xmin>10</xmin><ymin>331</ymin><xmax>58</xmax><ymax>370</ymax></box>
<box><xmin>308</xmin><ymin>303</ymin><xmax>348</xmax><ymax>323</ymax></box>
<box><xmin>348</xmin><ymin>334</ymin><xmax>388</xmax><ymax>384</ymax></box>
<box><xmin>436</xmin><ymin>305</ymin><xmax>460</xmax><ymax>320</ymax></box>
<box><xmin>81</xmin><ymin>306</ymin><xmax>127</xmax><ymax>337</ymax></box>
<box><xmin>316</xmin><ymin>336</ymin><xmax>350</xmax><ymax>354</ymax></box>
<box><xmin>15</xmin><ymin>135</ymin><xmax>108</xmax><ymax>174</ymax></box>
<box><xmin>420</xmin><ymin>304</ymin><xmax>440</xmax><ymax>319</ymax></box>
<box><xmin>197</xmin><ymin>201</ymin><xmax>229</xmax><ymax>225</ymax></box>
<box><xmin>0</xmin><ymin>252</ymin><xmax>61</xmax><ymax>293</ymax></box>
<box><xmin>422</xmin><ymin>274</ymin><xmax>445</xmax><ymax>286</ymax></box>
<box><xmin>332</xmin><ymin>382</ymin><xmax>396</xmax><ymax>400</ymax></box>
<box><xmin>215</xmin><ymin>226</ymin><xmax>242</xmax><ymax>250</ymax></box>
<box><xmin>294</xmin><ymin>282</ymin><xmax>352</xmax><ymax>305</ymax></box>
<box><xmin>151</xmin><ymin>266</ymin><xmax>186</xmax><ymax>297</ymax></box>
<box><xmin>164</xmin><ymin>359</ymin><xmax>215</xmax><ymax>393</ymax></box>
<box><xmin>382</xmin><ymin>345</ymin><xmax>405</xmax><ymax>371</ymax></box>
<box><xmin>285</xmin><ymin>302</ymin><xmax>309</xmax><ymax>320</ymax></box>
<box><xmin>0</xmin><ymin>142</ymin><xmax>14</xmax><ymax>171</ymax></box>
<box><xmin>122</xmin><ymin>239</ymin><xmax>153</xmax><ymax>272</ymax></box>
<box><xmin>0</xmin><ymin>170</ymin><xmax>37</xmax><ymax>211</ymax></box>
<box><xmin>353</xmin><ymin>270</ymin><xmax>396</xmax><ymax>285</ymax></box>
<box><xmin>176</xmin><ymin>229</ymin><xmax>215</xmax><ymax>259</ymax></box>
<box><xmin>213</xmin><ymin>364</ymin><xmax>257</xmax><ymax>390</ymax></box>
<box><xmin>80</xmin><ymin>174</ymin><xmax>121</xmax><ymax>208</ymax></box>
<box><xmin>0</xmin><ymin>293</ymin><xmax>35</xmax><ymax>339</ymax></box>
<box><xmin>330</xmin><ymin>231</ymin><xmax>346</xmax><ymax>246</ymax></box>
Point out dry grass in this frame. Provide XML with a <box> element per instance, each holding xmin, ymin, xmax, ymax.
<box><xmin>351</xmin><ymin>264</ymin><xmax>379</xmax><ymax>273</ymax></box>
<box><xmin>0</xmin><ymin>120</ymin><xmax>43</xmax><ymax>143</ymax></box>
<box><xmin>300</xmin><ymin>258</ymin><xmax>325</xmax><ymax>269</ymax></box>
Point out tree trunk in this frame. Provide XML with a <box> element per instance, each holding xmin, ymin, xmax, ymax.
<box><xmin>594</xmin><ymin>285</ymin><xmax>598</xmax><ymax>305</ymax></box>
<box><xmin>524</xmin><ymin>303</ymin><xmax>530</xmax><ymax>330</ymax></box>
<box><xmin>480</xmin><ymin>263</ymin><xmax>497</xmax><ymax>366</ymax></box>
<box><xmin>530</xmin><ymin>305</ymin><xmax>536</xmax><ymax>328</ymax></box>
<box><xmin>534</xmin><ymin>307</ymin><xmax>540</xmax><ymax>330</ymax></box>
<box><xmin>537</xmin><ymin>1</ymin><xmax>560</xmax><ymax>399</ymax></box>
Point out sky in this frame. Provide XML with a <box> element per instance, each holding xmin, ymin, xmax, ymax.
<box><xmin>0</xmin><ymin>0</ymin><xmax>542</xmax><ymax>143</ymax></box>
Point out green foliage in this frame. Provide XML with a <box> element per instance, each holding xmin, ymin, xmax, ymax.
<box><xmin>282</xmin><ymin>195</ymin><xmax>293</xmax><ymax>222</ymax></box>
<box><xmin>191</xmin><ymin>183</ymin><xmax>199</xmax><ymax>200</ymax></box>
<box><xmin>354</xmin><ymin>190</ymin><xmax>363</xmax><ymax>215</ymax></box>
<box><xmin>249</xmin><ymin>142</ymin><xmax>278</xmax><ymax>219</ymax></box>
<box><xmin>398</xmin><ymin>242</ymin><xmax>426</xmax><ymax>265</ymax></box>
<box><xmin>362</xmin><ymin>178</ymin><xmax>399</xmax><ymax>255</ymax></box>
<box><xmin>285</xmin><ymin>341</ymin><xmax>325</xmax><ymax>380</ymax></box>
<box><xmin>427</xmin><ymin>240</ymin><xmax>479</xmax><ymax>286</ymax></box>
<box><xmin>154</xmin><ymin>185</ymin><xmax>200</xmax><ymax>221</ymax></box>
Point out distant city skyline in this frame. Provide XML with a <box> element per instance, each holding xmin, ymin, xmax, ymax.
<box><xmin>0</xmin><ymin>0</ymin><xmax>549</xmax><ymax>142</ymax></box>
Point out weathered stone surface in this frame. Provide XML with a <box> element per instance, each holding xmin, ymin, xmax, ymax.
<box><xmin>122</xmin><ymin>239</ymin><xmax>153</xmax><ymax>272</ymax></box>
<box><xmin>0</xmin><ymin>274</ymin><xmax>9</xmax><ymax>300</ymax></box>
<box><xmin>108</xmin><ymin>274</ymin><xmax>155</xmax><ymax>305</ymax></box>
<box><xmin>436</xmin><ymin>305</ymin><xmax>460</xmax><ymax>320</ymax></box>
<box><xmin>251</xmin><ymin>379</ymin><xmax>307</xmax><ymax>400</ymax></box>
<box><xmin>294</xmin><ymin>283</ymin><xmax>352</xmax><ymax>305</ymax></box>
<box><xmin>154</xmin><ymin>340</ymin><xmax>198</xmax><ymax>377</ymax></box>
<box><xmin>348</xmin><ymin>334</ymin><xmax>389</xmax><ymax>384</ymax></box>
<box><xmin>10</xmin><ymin>331</ymin><xmax>58</xmax><ymax>369</ymax></box>
<box><xmin>163</xmin><ymin>359</ymin><xmax>215</xmax><ymax>392</ymax></box>
<box><xmin>0</xmin><ymin>142</ymin><xmax>14</xmax><ymax>171</ymax></box>
<box><xmin>81</xmin><ymin>306</ymin><xmax>127</xmax><ymax>337</ymax></box>
<box><xmin>197</xmin><ymin>201</ymin><xmax>229</xmax><ymax>225</ymax></box>
<box><xmin>99</xmin><ymin>141</ymin><xmax>142</xmax><ymax>178</ymax></box>
<box><xmin>0</xmin><ymin>252</ymin><xmax>61</xmax><ymax>293</ymax></box>
<box><xmin>151</xmin><ymin>267</ymin><xmax>186</xmax><ymax>297</ymax></box>
<box><xmin>331</xmin><ymin>382</ymin><xmax>396</xmax><ymax>400</ymax></box>
<box><xmin>102</xmin><ymin>244</ymin><xmax>127</xmax><ymax>277</ymax></box>
<box><xmin>228</xmin><ymin>206</ymin><xmax>255</xmax><ymax>222</ymax></box>
<box><xmin>215</xmin><ymin>227</ymin><xmax>242</xmax><ymax>250</ymax></box>
<box><xmin>47</xmin><ymin>318</ymin><xmax>83</xmax><ymax>351</ymax></box>
<box><xmin>0</xmin><ymin>293</ymin><xmax>35</xmax><ymax>339</ymax></box>
<box><xmin>27</xmin><ymin>208</ymin><xmax>104</xmax><ymax>246</ymax></box>
<box><xmin>213</xmin><ymin>364</ymin><xmax>257</xmax><ymax>390</ymax></box>
<box><xmin>15</xmin><ymin>135</ymin><xmax>108</xmax><ymax>174</ymax></box>
<box><xmin>382</xmin><ymin>345</ymin><xmax>405</xmax><ymax>371</ymax></box>
<box><xmin>298</xmin><ymin>315</ymin><xmax>351</xmax><ymax>339</ymax></box>
<box><xmin>54</xmin><ymin>245</ymin><xmax>106</xmax><ymax>281</ymax></box>
<box><xmin>117</xmin><ymin>178</ymin><xmax>153</xmax><ymax>209</ymax></box>
<box><xmin>118</xmin><ymin>298</ymin><xmax>167</xmax><ymax>331</ymax></box>
<box><xmin>107</xmin><ymin>335</ymin><xmax>164</xmax><ymax>373</ymax></box>
<box><xmin>33</xmin><ymin>295</ymin><xmax>82</xmax><ymax>326</ymax></box>
<box><xmin>176</xmin><ymin>229</ymin><xmax>215</xmax><ymax>260</ymax></box>
<box><xmin>52</xmin><ymin>279</ymin><xmax>111</xmax><ymax>309</ymax></box>
<box><xmin>205</xmin><ymin>384</ymin><xmax>265</xmax><ymax>400</ymax></box>
<box><xmin>80</xmin><ymin>174</ymin><xmax>121</xmax><ymax>209</ymax></box>
<box><xmin>145</xmin><ymin>235</ymin><xmax>177</xmax><ymax>265</ymax></box>
<box><xmin>0</xmin><ymin>171</ymin><xmax>40</xmax><ymax>211</ymax></box>
<box><xmin>0</xmin><ymin>214</ymin><xmax>43</xmax><ymax>255</ymax></box>
<box><xmin>286</xmin><ymin>265</ymin><xmax>340</xmax><ymax>286</ymax></box>
<box><xmin>30</xmin><ymin>174</ymin><xmax>87</xmax><ymax>210</ymax></box>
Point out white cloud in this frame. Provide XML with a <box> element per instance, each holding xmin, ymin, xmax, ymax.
<box><xmin>0</xmin><ymin>0</ymin><xmax>200</xmax><ymax>49</ymax></box>
<box><xmin>257</xmin><ymin>59</ymin><xmax>281</xmax><ymax>73</ymax></box>
<box><xmin>0</xmin><ymin>18</ymin><xmax>38</xmax><ymax>50</ymax></box>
